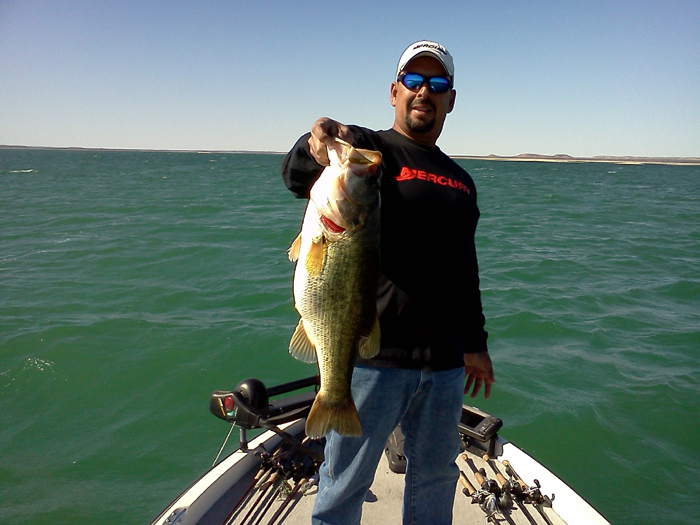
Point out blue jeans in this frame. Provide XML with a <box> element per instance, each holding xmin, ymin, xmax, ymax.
<box><xmin>311</xmin><ymin>365</ymin><xmax>464</xmax><ymax>525</ymax></box>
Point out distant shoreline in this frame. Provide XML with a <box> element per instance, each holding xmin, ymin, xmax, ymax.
<box><xmin>453</xmin><ymin>153</ymin><xmax>700</xmax><ymax>166</ymax></box>
<box><xmin>0</xmin><ymin>144</ymin><xmax>283</xmax><ymax>156</ymax></box>
<box><xmin>2</xmin><ymin>144</ymin><xmax>699</xmax><ymax>166</ymax></box>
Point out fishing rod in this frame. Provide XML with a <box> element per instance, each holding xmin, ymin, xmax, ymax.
<box><xmin>221</xmin><ymin>444</ymin><xmax>288</xmax><ymax>525</ymax></box>
<box><xmin>238</xmin><ymin>436</ymin><xmax>322</xmax><ymax>525</ymax></box>
<box><xmin>268</xmin><ymin>435</ymin><xmax>323</xmax><ymax>525</ymax></box>
<box><xmin>258</xmin><ymin>419</ymin><xmax>324</xmax><ymax>464</ymax></box>
<box><xmin>226</xmin><ymin>444</ymin><xmax>293</xmax><ymax>525</ymax></box>
<box><xmin>482</xmin><ymin>454</ymin><xmax>537</xmax><ymax>525</ymax></box>
<box><xmin>265</xmin><ymin>444</ymin><xmax>320</xmax><ymax>525</ymax></box>
<box><xmin>228</xmin><ymin>465</ymin><xmax>267</xmax><ymax>521</ymax></box>
<box><xmin>236</xmin><ymin>468</ymin><xmax>283</xmax><ymax>525</ymax></box>
<box><xmin>502</xmin><ymin>459</ymin><xmax>555</xmax><ymax>525</ymax></box>
<box><xmin>461</xmin><ymin>455</ymin><xmax>503</xmax><ymax>522</ymax></box>
<box><xmin>251</xmin><ymin>460</ymin><xmax>300</xmax><ymax>525</ymax></box>
<box><xmin>265</xmin><ymin>475</ymin><xmax>308</xmax><ymax>525</ymax></box>
<box><xmin>463</xmin><ymin>455</ymin><xmax>509</xmax><ymax>508</ymax></box>
<box><xmin>226</xmin><ymin>448</ymin><xmax>274</xmax><ymax>519</ymax></box>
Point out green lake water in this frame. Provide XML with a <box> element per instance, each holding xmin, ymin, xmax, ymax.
<box><xmin>1</xmin><ymin>149</ymin><xmax>698</xmax><ymax>524</ymax></box>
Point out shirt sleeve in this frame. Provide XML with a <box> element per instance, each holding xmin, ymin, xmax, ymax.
<box><xmin>280</xmin><ymin>133</ymin><xmax>323</xmax><ymax>199</ymax></box>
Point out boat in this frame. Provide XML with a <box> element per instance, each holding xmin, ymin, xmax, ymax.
<box><xmin>150</xmin><ymin>375</ymin><xmax>609</xmax><ymax>525</ymax></box>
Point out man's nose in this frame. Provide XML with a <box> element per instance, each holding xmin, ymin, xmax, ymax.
<box><xmin>416</xmin><ymin>83</ymin><xmax>431</xmax><ymax>97</ymax></box>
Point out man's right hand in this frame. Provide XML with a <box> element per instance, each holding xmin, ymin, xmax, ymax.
<box><xmin>308</xmin><ymin>117</ymin><xmax>353</xmax><ymax>166</ymax></box>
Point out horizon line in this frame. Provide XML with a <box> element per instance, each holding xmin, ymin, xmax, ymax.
<box><xmin>2</xmin><ymin>144</ymin><xmax>699</xmax><ymax>166</ymax></box>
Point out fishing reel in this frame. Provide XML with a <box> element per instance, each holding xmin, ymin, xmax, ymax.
<box><xmin>522</xmin><ymin>478</ymin><xmax>554</xmax><ymax>507</ymax></box>
<box><xmin>477</xmin><ymin>467</ymin><xmax>512</xmax><ymax>509</ymax></box>
<box><xmin>505</xmin><ymin>470</ymin><xmax>555</xmax><ymax>507</ymax></box>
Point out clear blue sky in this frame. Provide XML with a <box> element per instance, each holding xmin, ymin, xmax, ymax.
<box><xmin>1</xmin><ymin>0</ymin><xmax>698</xmax><ymax>157</ymax></box>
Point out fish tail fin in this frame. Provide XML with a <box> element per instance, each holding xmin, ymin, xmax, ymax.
<box><xmin>305</xmin><ymin>392</ymin><xmax>362</xmax><ymax>439</ymax></box>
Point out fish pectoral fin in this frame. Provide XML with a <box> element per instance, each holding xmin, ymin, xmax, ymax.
<box><xmin>358</xmin><ymin>316</ymin><xmax>381</xmax><ymax>359</ymax></box>
<box><xmin>289</xmin><ymin>319</ymin><xmax>317</xmax><ymax>363</ymax></box>
<box><xmin>288</xmin><ymin>233</ymin><xmax>302</xmax><ymax>262</ymax></box>
<box><xmin>305</xmin><ymin>238</ymin><xmax>326</xmax><ymax>277</ymax></box>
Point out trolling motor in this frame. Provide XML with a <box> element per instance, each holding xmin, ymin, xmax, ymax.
<box><xmin>210</xmin><ymin>376</ymin><xmax>319</xmax><ymax>427</ymax></box>
<box><xmin>210</xmin><ymin>378</ymin><xmax>270</xmax><ymax>429</ymax></box>
<box><xmin>209</xmin><ymin>375</ymin><xmax>321</xmax><ymax>457</ymax></box>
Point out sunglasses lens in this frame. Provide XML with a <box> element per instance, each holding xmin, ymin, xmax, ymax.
<box><xmin>429</xmin><ymin>77</ymin><xmax>450</xmax><ymax>94</ymax></box>
<box><xmin>401</xmin><ymin>73</ymin><xmax>424</xmax><ymax>90</ymax></box>
<box><xmin>400</xmin><ymin>73</ymin><xmax>451</xmax><ymax>93</ymax></box>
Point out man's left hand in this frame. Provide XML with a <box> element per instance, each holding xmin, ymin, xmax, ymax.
<box><xmin>463</xmin><ymin>352</ymin><xmax>495</xmax><ymax>399</ymax></box>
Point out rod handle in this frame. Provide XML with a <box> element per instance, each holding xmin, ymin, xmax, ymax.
<box><xmin>459</xmin><ymin>470</ymin><xmax>476</xmax><ymax>495</ymax></box>
<box><xmin>461</xmin><ymin>452</ymin><xmax>486</xmax><ymax>486</ymax></box>
<box><xmin>483</xmin><ymin>454</ymin><xmax>508</xmax><ymax>487</ymax></box>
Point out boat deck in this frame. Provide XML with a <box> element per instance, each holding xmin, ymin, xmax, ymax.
<box><xmin>153</xmin><ymin>387</ymin><xmax>609</xmax><ymax>525</ymax></box>
<box><xmin>225</xmin><ymin>448</ymin><xmax>566</xmax><ymax>525</ymax></box>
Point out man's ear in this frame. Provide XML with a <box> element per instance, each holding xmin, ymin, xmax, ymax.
<box><xmin>390</xmin><ymin>81</ymin><xmax>398</xmax><ymax>107</ymax></box>
<box><xmin>447</xmin><ymin>89</ymin><xmax>456</xmax><ymax>114</ymax></box>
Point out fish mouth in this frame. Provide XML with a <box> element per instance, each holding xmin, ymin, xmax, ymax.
<box><xmin>346</xmin><ymin>145</ymin><xmax>382</xmax><ymax>167</ymax></box>
<box><xmin>314</xmin><ymin>140</ymin><xmax>381</xmax><ymax>238</ymax></box>
<box><xmin>320</xmin><ymin>214</ymin><xmax>346</xmax><ymax>235</ymax></box>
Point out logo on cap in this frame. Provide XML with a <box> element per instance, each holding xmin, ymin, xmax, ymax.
<box><xmin>412</xmin><ymin>42</ymin><xmax>448</xmax><ymax>56</ymax></box>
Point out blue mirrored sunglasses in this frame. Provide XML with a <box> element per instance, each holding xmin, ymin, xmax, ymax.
<box><xmin>398</xmin><ymin>72</ymin><xmax>452</xmax><ymax>94</ymax></box>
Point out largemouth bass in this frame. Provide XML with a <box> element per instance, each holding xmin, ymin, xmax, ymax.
<box><xmin>287</xmin><ymin>139</ymin><xmax>382</xmax><ymax>439</ymax></box>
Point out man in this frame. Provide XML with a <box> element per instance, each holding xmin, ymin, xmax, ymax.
<box><xmin>281</xmin><ymin>41</ymin><xmax>495</xmax><ymax>525</ymax></box>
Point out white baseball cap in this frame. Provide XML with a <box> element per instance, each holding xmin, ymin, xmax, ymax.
<box><xmin>396</xmin><ymin>40</ymin><xmax>455</xmax><ymax>81</ymax></box>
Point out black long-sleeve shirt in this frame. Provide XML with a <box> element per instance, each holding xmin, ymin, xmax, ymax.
<box><xmin>281</xmin><ymin>126</ymin><xmax>488</xmax><ymax>371</ymax></box>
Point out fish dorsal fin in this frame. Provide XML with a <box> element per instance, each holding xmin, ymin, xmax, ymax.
<box><xmin>305</xmin><ymin>237</ymin><xmax>325</xmax><ymax>277</ymax></box>
<box><xmin>358</xmin><ymin>316</ymin><xmax>381</xmax><ymax>359</ymax></box>
<box><xmin>289</xmin><ymin>319</ymin><xmax>317</xmax><ymax>363</ymax></box>
<box><xmin>288</xmin><ymin>233</ymin><xmax>302</xmax><ymax>262</ymax></box>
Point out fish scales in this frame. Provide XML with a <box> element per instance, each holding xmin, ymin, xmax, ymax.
<box><xmin>302</xmin><ymin>221</ymin><xmax>379</xmax><ymax>401</ymax></box>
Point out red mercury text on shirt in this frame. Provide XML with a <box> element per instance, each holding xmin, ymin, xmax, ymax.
<box><xmin>394</xmin><ymin>167</ymin><xmax>471</xmax><ymax>194</ymax></box>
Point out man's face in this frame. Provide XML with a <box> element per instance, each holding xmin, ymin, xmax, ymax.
<box><xmin>390</xmin><ymin>56</ymin><xmax>456</xmax><ymax>146</ymax></box>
